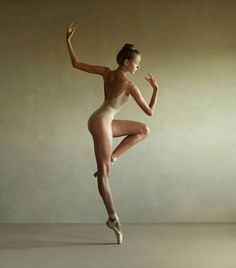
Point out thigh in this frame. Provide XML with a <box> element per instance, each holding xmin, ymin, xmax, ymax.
<box><xmin>112</xmin><ymin>119</ymin><xmax>148</xmax><ymax>137</ymax></box>
<box><xmin>89</xmin><ymin>117</ymin><xmax>113</xmax><ymax>163</ymax></box>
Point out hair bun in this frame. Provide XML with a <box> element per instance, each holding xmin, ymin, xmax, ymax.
<box><xmin>116</xmin><ymin>43</ymin><xmax>140</xmax><ymax>66</ymax></box>
<box><xmin>122</xmin><ymin>43</ymin><xmax>135</xmax><ymax>51</ymax></box>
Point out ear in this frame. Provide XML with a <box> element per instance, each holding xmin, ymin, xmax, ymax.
<box><xmin>124</xmin><ymin>59</ymin><xmax>129</xmax><ymax>67</ymax></box>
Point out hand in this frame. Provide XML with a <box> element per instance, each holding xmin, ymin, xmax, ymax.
<box><xmin>66</xmin><ymin>22</ymin><xmax>77</xmax><ymax>40</ymax></box>
<box><xmin>145</xmin><ymin>73</ymin><xmax>159</xmax><ymax>90</ymax></box>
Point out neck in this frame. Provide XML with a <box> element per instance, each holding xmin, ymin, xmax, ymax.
<box><xmin>116</xmin><ymin>65</ymin><xmax>127</xmax><ymax>76</ymax></box>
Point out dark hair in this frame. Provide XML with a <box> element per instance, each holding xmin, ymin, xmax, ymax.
<box><xmin>116</xmin><ymin>43</ymin><xmax>140</xmax><ymax>66</ymax></box>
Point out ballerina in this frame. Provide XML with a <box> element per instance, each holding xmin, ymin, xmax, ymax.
<box><xmin>66</xmin><ymin>23</ymin><xmax>160</xmax><ymax>244</ymax></box>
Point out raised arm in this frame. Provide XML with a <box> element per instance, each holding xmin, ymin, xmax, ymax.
<box><xmin>127</xmin><ymin>74</ymin><xmax>160</xmax><ymax>116</ymax></box>
<box><xmin>66</xmin><ymin>23</ymin><xmax>109</xmax><ymax>76</ymax></box>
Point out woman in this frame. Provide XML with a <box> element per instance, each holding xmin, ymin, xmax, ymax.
<box><xmin>66</xmin><ymin>23</ymin><xmax>159</xmax><ymax>244</ymax></box>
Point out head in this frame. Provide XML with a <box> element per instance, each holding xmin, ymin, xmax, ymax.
<box><xmin>116</xmin><ymin>44</ymin><xmax>141</xmax><ymax>74</ymax></box>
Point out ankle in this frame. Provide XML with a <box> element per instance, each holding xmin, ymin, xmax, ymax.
<box><xmin>109</xmin><ymin>212</ymin><xmax>118</xmax><ymax>221</ymax></box>
<box><xmin>111</xmin><ymin>154</ymin><xmax>118</xmax><ymax>164</ymax></box>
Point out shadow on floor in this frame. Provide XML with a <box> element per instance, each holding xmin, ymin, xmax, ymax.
<box><xmin>0</xmin><ymin>239</ymin><xmax>117</xmax><ymax>250</ymax></box>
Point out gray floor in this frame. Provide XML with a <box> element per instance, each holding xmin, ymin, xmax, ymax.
<box><xmin>0</xmin><ymin>223</ymin><xmax>236</xmax><ymax>268</ymax></box>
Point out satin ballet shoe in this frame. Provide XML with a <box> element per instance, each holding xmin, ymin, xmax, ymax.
<box><xmin>93</xmin><ymin>155</ymin><xmax>118</xmax><ymax>178</ymax></box>
<box><xmin>106</xmin><ymin>218</ymin><xmax>123</xmax><ymax>244</ymax></box>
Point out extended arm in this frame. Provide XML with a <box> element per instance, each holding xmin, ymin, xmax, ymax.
<box><xmin>128</xmin><ymin>74</ymin><xmax>159</xmax><ymax>116</ymax></box>
<box><xmin>66</xmin><ymin>23</ymin><xmax>109</xmax><ymax>75</ymax></box>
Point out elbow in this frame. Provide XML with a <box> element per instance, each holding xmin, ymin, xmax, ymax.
<box><xmin>72</xmin><ymin>61</ymin><xmax>79</xmax><ymax>68</ymax></box>
<box><xmin>72</xmin><ymin>62</ymin><xmax>78</xmax><ymax>68</ymax></box>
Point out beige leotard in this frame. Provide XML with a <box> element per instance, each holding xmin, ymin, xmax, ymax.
<box><xmin>88</xmin><ymin>89</ymin><xmax>129</xmax><ymax>127</ymax></box>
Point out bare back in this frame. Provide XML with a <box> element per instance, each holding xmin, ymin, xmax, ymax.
<box><xmin>103</xmin><ymin>70</ymin><xmax>130</xmax><ymax>100</ymax></box>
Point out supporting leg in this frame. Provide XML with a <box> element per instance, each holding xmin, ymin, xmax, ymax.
<box><xmin>96</xmin><ymin>161</ymin><xmax>115</xmax><ymax>215</ymax></box>
<box><xmin>88</xmin><ymin>117</ymin><xmax>122</xmax><ymax>243</ymax></box>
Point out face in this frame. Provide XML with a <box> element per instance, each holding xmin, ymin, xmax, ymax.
<box><xmin>125</xmin><ymin>54</ymin><xmax>141</xmax><ymax>74</ymax></box>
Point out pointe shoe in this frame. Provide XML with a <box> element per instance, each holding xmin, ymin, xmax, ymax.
<box><xmin>106</xmin><ymin>218</ymin><xmax>123</xmax><ymax>244</ymax></box>
<box><xmin>93</xmin><ymin>155</ymin><xmax>118</xmax><ymax>178</ymax></box>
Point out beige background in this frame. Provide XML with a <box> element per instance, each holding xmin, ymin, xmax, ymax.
<box><xmin>0</xmin><ymin>0</ymin><xmax>236</xmax><ymax>223</ymax></box>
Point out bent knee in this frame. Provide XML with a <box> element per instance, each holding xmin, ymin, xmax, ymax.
<box><xmin>141</xmin><ymin>124</ymin><xmax>150</xmax><ymax>138</ymax></box>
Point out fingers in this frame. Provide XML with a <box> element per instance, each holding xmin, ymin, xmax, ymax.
<box><xmin>69</xmin><ymin>22</ymin><xmax>75</xmax><ymax>28</ymax></box>
<box><xmin>67</xmin><ymin>22</ymin><xmax>77</xmax><ymax>33</ymax></box>
<box><xmin>148</xmin><ymin>73</ymin><xmax>156</xmax><ymax>80</ymax></box>
<box><xmin>145</xmin><ymin>73</ymin><xmax>153</xmax><ymax>79</ymax></box>
<box><xmin>144</xmin><ymin>73</ymin><xmax>159</xmax><ymax>89</ymax></box>
<box><xmin>147</xmin><ymin>73</ymin><xmax>157</xmax><ymax>82</ymax></box>
<box><xmin>145</xmin><ymin>73</ymin><xmax>156</xmax><ymax>81</ymax></box>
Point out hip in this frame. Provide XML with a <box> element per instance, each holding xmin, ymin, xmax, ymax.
<box><xmin>87</xmin><ymin>106</ymin><xmax>116</xmax><ymax>131</ymax></box>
